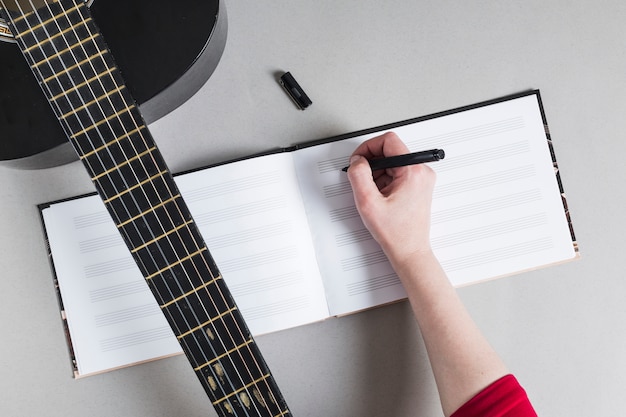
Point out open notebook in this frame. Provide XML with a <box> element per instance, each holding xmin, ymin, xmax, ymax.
<box><xmin>40</xmin><ymin>90</ymin><xmax>578</xmax><ymax>377</ymax></box>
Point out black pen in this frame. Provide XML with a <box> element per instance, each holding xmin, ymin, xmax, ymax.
<box><xmin>341</xmin><ymin>149</ymin><xmax>445</xmax><ymax>172</ymax></box>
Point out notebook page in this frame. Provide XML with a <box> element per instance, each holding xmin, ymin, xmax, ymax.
<box><xmin>292</xmin><ymin>94</ymin><xmax>577</xmax><ymax>316</ymax></box>
<box><xmin>42</xmin><ymin>152</ymin><xmax>328</xmax><ymax>376</ymax></box>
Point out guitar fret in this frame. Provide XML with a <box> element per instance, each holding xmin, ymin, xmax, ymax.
<box><xmin>104</xmin><ymin>169</ymin><xmax>168</xmax><ymax>204</ymax></box>
<box><xmin>155</xmin><ymin>270</ymin><xmax>223</xmax><ymax>317</ymax></box>
<box><xmin>70</xmin><ymin>102</ymin><xmax>136</xmax><ymax>140</ymax></box>
<box><xmin>3</xmin><ymin>9</ymin><xmax>30</xmax><ymax>24</ymax></box>
<box><xmin>15</xmin><ymin>2</ymin><xmax>82</xmax><ymax>37</ymax></box>
<box><xmin>116</xmin><ymin>194</ymin><xmax>181</xmax><ymax>228</ymax></box>
<box><xmin>160</xmin><ymin>275</ymin><xmax>221</xmax><ymax>309</ymax></box>
<box><xmin>81</xmin><ymin>118</ymin><xmax>148</xmax><ymax>161</ymax></box>
<box><xmin>198</xmin><ymin>340</ymin><xmax>291</xmax><ymax>416</ymax></box>
<box><xmin>178</xmin><ymin>307</ymin><xmax>238</xmax><ymax>340</ymax></box>
<box><xmin>86</xmin><ymin>131</ymin><xmax>161</xmax><ymax>204</ymax></box>
<box><xmin>23</xmin><ymin>17</ymin><xmax>94</xmax><ymax>54</ymax></box>
<box><xmin>33</xmin><ymin>32</ymin><xmax>100</xmax><ymax>70</ymax></box>
<box><xmin>50</xmin><ymin>67</ymin><xmax>116</xmax><ymax>102</ymax></box>
<box><xmin>60</xmin><ymin>84</ymin><xmax>124</xmax><ymax>120</ymax></box>
<box><xmin>212</xmin><ymin>374</ymin><xmax>271</xmax><ymax>406</ymax></box>
<box><xmin>91</xmin><ymin>145</ymin><xmax>154</xmax><ymax>181</ymax></box>
<box><xmin>80</xmin><ymin>125</ymin><xmax>145</xmax><ymax>159</ymax></box>
<box><xmin>193</xmin><ymin>340</ymin><xmax>255</xmax><ymax>372</ymax></box>
<box><xmin>30</xmin><ymin>32</ymin><xmax>105</xmax><ymax>86</ymax></box>
<box><xmin>60</xmin><ymin>82</ymin><xmax>133</xmax><ymax>142</ymax></box>
<box><xmin>130</xmin><ymin>219</ymin><xmax>195</xmax><ymax>253</ymax></box>
<box><xmin>161</xmin><ymin>278</ymin><xmax>233</xmax><ymax>337</ymax></box>
<box><xmin>133</xmin><ymin>224</ymin><xmax>208</xmax><ymax>278</ymax></box>
<box><xmin>115</xmin><ymin>197</ymin><xmax>191</xmax><ymax>254</ymax></box>
<box><xmin>41</xmin><ymin>48</ymin><xmax>105</xmax><ymax>84</ymax></box>
<box><xmin>145</xmin><ymin>247</ymin><xmax>208</xmax><ymax>281</ymax></box>
<box><xmin>104</xmin><ymin>176</ymin><xmax>182</xmax><ymax>235</ymax></box>
<box><xmin>220</xmin><ymin>399</ymin><xmax>290</xmax><ymax>417</ymax></box>
<box><xmin>176</xmin><ymin>302</ymin><xmax>249</xmax><ymax>360</ymax></box>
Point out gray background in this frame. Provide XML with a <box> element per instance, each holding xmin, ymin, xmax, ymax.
<box><xmin>1</xmin><ymin>1</ymin><xmax>623</xmax><ymax>416</ymax></box>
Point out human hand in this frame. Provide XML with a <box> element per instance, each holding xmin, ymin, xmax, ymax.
<box><xmin>346</xmin><ymin>132</ymin><xmax>436</xmax><ymax>264</ymax></box>
<box><xmin>349</xmin><ymin>134</ymin><xmax>516</xmax><ymax>417</ymax></box>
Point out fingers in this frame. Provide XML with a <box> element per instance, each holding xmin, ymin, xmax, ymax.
<box><xmin>350</xmin><ymin>132</ymin><xmax>410</xmax><ymax>160</ymax></box>
<box><xmin>346</xmin><ymin>134</ymin><xmax>438</xmax><ymax>257</ymax></box>
<box><xmin>349</xmin><ymin>132</ymin><xmax>409</xmax><ymax>193</ymax></box>
<box><xmin>346</xmin><ymin>155</ymin><xmax>379</xmax><ymax>206</ymax></box>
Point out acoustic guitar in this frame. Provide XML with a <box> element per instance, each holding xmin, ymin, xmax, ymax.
<box><xmin>0</xmin><ymin>0</ymin><xmax>225</xmax><ymax>169</ymax></box>
<box><xmin>0</xmin><ymin>0</ymin><xmax>292</xmax><ymax>416</ymax></box>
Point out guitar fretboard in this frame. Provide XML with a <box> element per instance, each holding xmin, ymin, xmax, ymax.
<box><xmin>1</xmin><ymin>0</ymin><xmax>291</xmax><ymax>415</ymax></box>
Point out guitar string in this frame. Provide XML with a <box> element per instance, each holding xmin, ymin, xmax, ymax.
<box><xmin>39</xmin><ymin>1</ymin><xmax>283</xmax><ymax>413</ymax></box>
<box><xmin>4</xmin><ymin>0</ymin><xmax>209</xmax><ymax>378</ymax></box>
<box><xmin>12</xmin><ymin>1</ymin><xmax>254</xmax><ymax>414</ymax></box>
<box><xmin>43</xmin><ymin>2</ymin><xmax>282</xmax><ymax>412</ymax></box>
<box><xmin>7</xmin><ymin>1</ymin><xmax>286</xmax><ymax>415</ymax></box>
<box><xmin>12</xmin><ymin>0</ymin><xmax>277</xmax><ymax>414</ymax></box>
<box><xmin>28</xmin><ymin>2</ymin><xmax>264</xmax><ymax>414</ymax></box>
<box><xmin>1</xmin><ymin>0</ymin><xmax>258</xmax><ymax>410</ymax></box>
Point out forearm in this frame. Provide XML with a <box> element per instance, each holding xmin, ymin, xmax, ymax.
<box><xmin>389</xmin><ymin>250</ymin><xmax>509</xmax><ymax>417</ymax></box>
<box><xmin>346</xmin><ymin>133</ymin><xmax>510</xmax><ymax>415</ymax></box>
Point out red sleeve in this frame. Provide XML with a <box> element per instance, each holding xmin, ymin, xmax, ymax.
<box><xmin>450</xmin><ymin>374</ymin><xmax>537</xmax><ymax>417</ymax></box>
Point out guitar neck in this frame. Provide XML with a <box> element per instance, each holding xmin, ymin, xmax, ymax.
<box><xmin>1</xmin><ymin>1</ymin><xmax>291</xmax><ymax>415</ymax></box>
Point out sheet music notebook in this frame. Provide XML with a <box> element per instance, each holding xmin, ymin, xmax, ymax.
<box><xmin>39</xmin><ymin>90</ymin><xmax>578</xmax><ymax>377</ymax></box>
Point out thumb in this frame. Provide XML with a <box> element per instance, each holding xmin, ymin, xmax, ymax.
<box><xmin>346</xmin><ymin>155</ymin><xmax>380</xmax><ymax>206</ymax></box>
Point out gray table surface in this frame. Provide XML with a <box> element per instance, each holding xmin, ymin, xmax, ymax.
<box><xmin>1</xmin><ymin>1</ymin><xmax>623</xmax><ymax>416</ymax></box>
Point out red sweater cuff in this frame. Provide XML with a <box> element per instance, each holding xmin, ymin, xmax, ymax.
<box><xmin>450</xmin><ymin>374</ymin><xmax>537</xmax><ymax>417</ymax></box>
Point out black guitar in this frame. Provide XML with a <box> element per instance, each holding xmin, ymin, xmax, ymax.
<box><xmin>0</xmin><ymin>1</ymin><xmax>293</xmax><ymax>416</ymax></box>
<box><xmin>0</xmin><ymin>0</ymin><xmax>225</xmax><ymax>169</ymax></box>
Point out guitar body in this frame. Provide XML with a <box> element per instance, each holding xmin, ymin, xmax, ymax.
<box><xmin>0</xmin><ymin>0</ymin><xmax>227</xmax><ymax>169</ymax></box>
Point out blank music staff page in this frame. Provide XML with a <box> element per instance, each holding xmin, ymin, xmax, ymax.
<box><xmin>293</xmin><ymin>92</ymin><xmax>576</xmax><ymax>315</ymax></box>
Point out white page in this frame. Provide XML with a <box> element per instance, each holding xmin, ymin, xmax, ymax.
<box><xmin>292</xmin><ymin>94</ymin><xmax>577</xmax><ymax>316</ymax></box>
<box><xmin>43</xmin><ymin>152</ymin><xmax>328</xmax><ymax>376</ymax></box>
